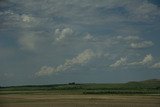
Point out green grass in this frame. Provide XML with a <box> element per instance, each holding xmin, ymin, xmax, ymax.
<box><xmin>0</xmin><ymin>79</ymin><xmax>160</xmax><ymax>95</ymax></box>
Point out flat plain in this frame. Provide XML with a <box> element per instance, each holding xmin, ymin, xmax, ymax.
<box><xmin>0</xmin><ymin>79</ymin><xmax>160</xmax><ymax>107</ymax></box>
<box><xmin>0</xmin><ymin>94</ymin><xmax>160</xmax><ymax>107</ymax></box>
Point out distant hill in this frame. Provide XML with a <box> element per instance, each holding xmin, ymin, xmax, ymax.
<box><xmin>141</xmin><ymin>79</ymin><xmax>160</xmax><ymax>83</ymax></box>
<box><xmin>0</xmin><ymin>79</ymin><xmax>160</xmax><ymax>95</ymax></box>
<box><xmin>128</xmin><ymin>79</ymin><xmax>160</xmax><ymax>83</ymax></box>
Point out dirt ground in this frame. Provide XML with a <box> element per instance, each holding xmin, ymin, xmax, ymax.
<box><xmin>0</xmin><ymin>95</ymin><xmax>160</xmax><ymax>107</ymax></box>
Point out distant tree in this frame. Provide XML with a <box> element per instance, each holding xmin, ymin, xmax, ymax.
<box><xmin>68</xmin><ymin>82</ymin><xmax>76</xmax><ymax>85</ymax></box>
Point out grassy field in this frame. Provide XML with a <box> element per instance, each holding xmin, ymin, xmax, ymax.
<box><xmin>1</xmin><ymin>79</ymin><xmax>160</xmax><ymax>95</ymax></box>
<box><xmin>0</xmin><ymin>95</ymin><xmax>160</xmax><ymax>107</ymax></box>
<box><xmin>0</xmin><ymin>79</ymin><xmax>160</xmax><ymax>107</ymax></box>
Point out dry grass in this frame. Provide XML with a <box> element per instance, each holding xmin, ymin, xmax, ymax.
<box><xmin>0</xmin><ymin>95</ymin><xmax>160</xmax><ymax>107</ymax></box>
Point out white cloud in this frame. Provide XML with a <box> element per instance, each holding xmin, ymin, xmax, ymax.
<box><xmin>0</xmin><ymin>10</ymin><xmax>38</xmax><ymax>30</ymax></box>
<box><xmin>127</xmin><ymin>1</ymin><xmax>160</xmax><ymax>21</ymax></box>
<box><xmin>21</xmin><ymin>14</ymin><xmax>33</xmax><ymax>22</ymax></box>
<box><xmin>37</xmin><ymin>66</ymin><xmax>55</xmax><ymax>76</ymax></box>
<box><xmin>0</xmin><ymin>10</ymin><xmax>34</xmax><ymax>23</ymax></box>
<box><xmin>110</xmin><ymin>57</ymin><xmax>127</xmax><ymax>68</ymax></box>
<box><xmin>83</xmin><ymin>33</ymin><xmax>95</xmax><ymax>41</ymax></box>
<box><xmin>141</xmin><ymin>54</ymin><xmax>153</xmax><ymax>64</ymax></box>
<box><xmin>2</xmin><ymin>0</ymin><xmax>159</xmax><ymax>31</ymax></box>
<box><xmin>36</xmin><ymin>49</ymin><xmax>95</xmax><ymax>76</ymax></box>
<box><xmin>123</xmin><ymin>36</ymin><xmax>140</xmax><ymax>41</ymax></box>
<box><xmin>129</xmin><ymin>54</ymin><xmax>153</xmax><ymax>65</ymax></box>
<box><xmin>131</xmin><ymin>41</ymin><xmax>154</xmax><ymax>49</ymax></box>
<box><xmin>55</xmin><ymin>28</ymin><xmax>73</xmax><ymax>41</ymax></box>
<box><xmin>0</xmin><ymin>10</ymin><xmax>14</xmax><ymax>15</ymax></box>
<box><xmin>110</xmin><ymin>54</ymin><xmax>154</xmax><ymax>68</ymax></box>
<box><xmin>151</xmin><ymin>62</ymin><xmax>160</xmax><ymax>69</ymax></box>
<box><xmin>11</xmin><ymin>0</ymin><xmax>159</xmax><ymax>26</ymax></box>
<box><xmin>117</xmin><ymin>35</ymin><xmax>140</xmax><ymax>41</ymax></box>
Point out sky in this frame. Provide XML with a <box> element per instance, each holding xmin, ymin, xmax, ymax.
<box><xmin>0</xmin><ymin>0</ymin><xmax>160</xmax><ymax>86</ymax></box>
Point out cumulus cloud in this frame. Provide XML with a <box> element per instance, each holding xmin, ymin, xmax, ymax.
<box><xmin>131</xmin><ymin>41</ymin><xmax>154</xmax><ymax>49</ymax></box>
<box><xmin>0</xmin><ymin>10</ymin><xmax>34</xmax><ymax>22</ymax></box>
<box><xmin>141</xmin><ymin>54</ymin><xmax>153</xmax><ymax>64</ymax></box>
<box><xmin>83</xmin><ymin>33</ymin><xmax>95</xmax><ymax>41</ymax></box>
<box><xmin>55</xmin><ymin>28</ymin><xmax>73</xmax><ymax>42</ymax></box>
<box><xmin>129</xmin><ymin>54</ymin><xmax>153</xmax><ymax>65</ymax></box>
<box><xmin>117</xmin><ymin>36</ymin><xmax>140</xmax><ymax>41</ymax></box>
<box><xmin>128</xmin><ymin>1</ymin><xmax>160</xmax><ymax>21</ymax></box>
<box><xmin>110</xmin><ymin>54</ymin><xmax>154</xmax><ymax>68</ymax></box>
<box><xmin>36</xmin><ymin>49</ymin><xmax>95</xmax><ymax>76</ymax></box>
<box><xmin>0</xmin><ymin>10</ymin><xmax>14</xmax><ymax>15</ymax></box>
<box><xmin>151</xmin><ymin>62</ymin><xmax>160</xmax><ymax>69</ymax></box>
<box><xmin>124</xmin><ymin>36</ymin><xmax>140</xmax><ymax>41</ymax></box>
<box><xmin>110</xmin><ymin>57</ymin><xmax>127</xmax><ymax>68</ymax></box>
<box><xmin>21</xmin><ymin>14</ymin><xmax>33</xmax><ymax>22</ymax></box>
<box><xmin>9</xmin><ymin>0</ymin><xmax>159</xmax><ymax>27</ymax></box>
<box><xmin>0</xmin><ymin>10</ymin><xmax>38</xmax><ymax>30</ymax></box>
<box><xmin>1</xmin><ymin>0</ymin><xmax>159</xmax><ymax>32</ymax></box>
<box><xmin>36</xmin><ymin>66</ymin><xmax>55</xmax><ymax>76</ymax></box>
